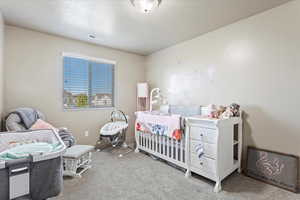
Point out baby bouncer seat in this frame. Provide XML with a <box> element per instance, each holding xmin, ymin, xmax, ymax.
<box><xmin>97</xmin><ymin>110</ymin><xmax>131</xmax><ymax>156</ymax></box>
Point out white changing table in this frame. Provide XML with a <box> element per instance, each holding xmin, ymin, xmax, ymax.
<box><xmin>185</xmin><ymin>116</ymin><xmax>243</xmax><ymax>192</ymax></box>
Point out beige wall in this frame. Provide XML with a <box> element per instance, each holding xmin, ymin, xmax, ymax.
<box><xmin>0</xmin><ymin>11</ymin><xmax>4</xmax><ymax>126</ymax></box>
<box><xmin>146</xmin><ymin>0</ymin><xmax>300</xmax><ymax>163</ymax></box>
<box><xmin>4</xmin><ymin>25</ymin><xmax>145</xmax><ymax>144</ymax></box>
<box><xmin>3</xmin><ymin>0</ymin><xmax>300</xmax><ymax>163</ymax></box>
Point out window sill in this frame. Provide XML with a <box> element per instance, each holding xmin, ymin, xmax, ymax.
<box><xmin>63</xmin><ymin>107</ymin><xmax>115</xmax><ymax>111</ymax></box>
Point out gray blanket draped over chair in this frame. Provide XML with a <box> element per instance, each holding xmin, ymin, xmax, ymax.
<box><xmin>5</xmin><ymin>107</ymin><xmax>76</xmax><ymax>147</ymax></box>
<box><xmin>9</xmin><ymin>107</ymin><xmax>40</xmax><ymax>129</ymax></box>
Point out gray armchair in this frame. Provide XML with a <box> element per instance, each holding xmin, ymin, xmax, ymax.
<box><xmin>5</xmin><ymin>108</ymin><xmax>75</xmax><ymax>147</ymax></box>
<box><xmin>6</xmin><ymin>110</ymin><xmax>45</xmax><ymax>131</ymax></box>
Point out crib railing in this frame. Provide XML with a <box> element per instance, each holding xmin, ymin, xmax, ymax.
<box><xmin>135</xmin><ymin>131</ymin><xmax>187</xmax><ymax>169</ymax></box>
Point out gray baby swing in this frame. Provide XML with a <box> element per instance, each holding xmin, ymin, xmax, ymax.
<box><xmin>97</xmin><ymin>110</ymin><xmax>132</xmax><ymax>157</ymax></box>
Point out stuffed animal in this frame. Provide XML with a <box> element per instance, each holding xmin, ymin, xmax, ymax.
<box><xmin>208</xmin><ymin>105</ymin><xmax>227</xmax><ymax>119</ymax></box>
<box><xmin>221</xmin><ymin>103</ymin><xmax>240</xmax><ymax>119</ymax></box>
<box><xmin>221</xmin><ymin>107</ymin><xmax>233</xmax><ymax>119</ymax></box>
<box><xmin>230</xmin><ymin>103</ymin><xmax>240</xmax><ymax>117</ymax></box>
<box><xmin>216</xmin><ymin>105</ymin><xmax>226</xmax><ymax>118</ymax></box>
<box><xmin>208</xmin><ymin>104</ymin><xmax>217</xmax><ymax>118</ymax></box>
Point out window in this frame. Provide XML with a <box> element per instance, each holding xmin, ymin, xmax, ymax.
<box><xmin>63</xmin><ymin>54</ymin><xmax>115</xmax><ymax>109</ymax></box>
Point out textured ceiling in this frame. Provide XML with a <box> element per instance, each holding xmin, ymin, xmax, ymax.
<box><xmin>0</xmin><ymin>0</ymin><xmax>292</xmax><ymax>55</ymax></box>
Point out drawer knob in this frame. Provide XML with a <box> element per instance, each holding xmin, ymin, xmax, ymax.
<box><xmin>200</xmin><ymin>133</ymin><xmax>204</xmax><ymax>137</ymax></box>
<box><xmin>200</xmin><ymin>162</ymin><xmax>203</xmax><ymax>165</ymax></box>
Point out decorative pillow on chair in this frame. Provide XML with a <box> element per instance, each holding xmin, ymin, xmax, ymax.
<box><xmin>30</xmin><ymin>119</ymin><xmax>58</xmax><ymax>132</ymax></box>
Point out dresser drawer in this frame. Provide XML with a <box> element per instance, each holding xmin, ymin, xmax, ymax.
<box><xmin>190</xmin><ymin>154</ymin><xmax>216</xmax><ymax>173</ymax></box>
<box><xmin>190</xmin><ymin>140</ymin><xmax>217</xmax><ymax>159</ymax></box>
<box><xmin>190</xmin><ymin>126</ymin><xmax>217</xmax><ymax>144</ymax></box>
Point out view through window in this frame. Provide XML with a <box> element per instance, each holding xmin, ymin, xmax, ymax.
<box><xmin>63</xmin><ymin>55</ymin><xmax>115</xmax><ymax>109</ymax></box>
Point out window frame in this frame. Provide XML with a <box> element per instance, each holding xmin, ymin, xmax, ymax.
<box><xmin>62</xmin><ymin>52</ymin><xmax>116</xmax><ymax>111</ymax></box>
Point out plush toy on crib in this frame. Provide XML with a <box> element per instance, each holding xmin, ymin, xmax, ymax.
<box><xmin>208</xmin><ymin>104</ymin><xmax>217</xmax><ymax>118</ymax></box>
<box><xmin>208</xmin><ymin>104</ymin><xmax>226</xmax><ymax>119</ymax></box>
<box><xmin>221</xmin><ymin>103</ymin><xmax>240</xmax><ymax>119</ymax></box>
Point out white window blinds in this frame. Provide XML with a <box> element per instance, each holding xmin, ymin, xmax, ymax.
<box><xmin>63</xmin><ymin>56</ymin><xmax>115</xmax><ymax>109</ymax></box>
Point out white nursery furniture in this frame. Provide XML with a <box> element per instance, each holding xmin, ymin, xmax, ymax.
<box><xmin>185</xmin><ymin>116</ymin><xmax>243</xmax><ymax>192</ymax></box>
<box><xmin>135</xmin><ymin>112</ymin><xmax>188</xmax><ymax>170</ymax></box>
<box><xmin>63</xmin><ymin>145</ymin><xmax>94</xmax><ymax>178</ymax></box>
<box><xmin>135</xmin><ymin>109</ymin><xmax>243</xmax><ymax>192</ymax></box>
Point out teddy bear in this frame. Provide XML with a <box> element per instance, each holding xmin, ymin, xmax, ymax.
<box><xmin>208</xmin><ymin>104</ymin><xmax>227</xmax><ymax>119</ymax></box>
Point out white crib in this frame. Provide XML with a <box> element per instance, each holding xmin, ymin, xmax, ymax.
<box><xmin>135</xmin><ymin>125</ymin><xmax>189</xmax><ymax>176</ymax></box>
<box><xmin>134</xmin><ymin>106</ymin><xmax>243</xmax><ymax>192</ymax></box>
<box><xmin>134</xmin><ymin>106</ymin><xmax>205</xmax><ymax>177</ymax></box>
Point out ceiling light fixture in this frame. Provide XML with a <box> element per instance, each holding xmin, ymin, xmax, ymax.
<box><xmin>130</xmin><ymin>0</ymin><xmax>162</xmax><ymax>13</ymax></box>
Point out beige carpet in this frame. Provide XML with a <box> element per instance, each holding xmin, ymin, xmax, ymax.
<box><xmin>52</xmin><ymin>151</ymin><xmax>299</xmax><ymax>200</ymax></box>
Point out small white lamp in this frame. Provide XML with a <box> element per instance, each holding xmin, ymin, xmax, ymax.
<box><xmin>137</xmin><ymin>83</ymin><xmax>148</xmax><ymax>98</ymax></box>
<box><xmin>137</xmin><ymin>83</ymin><xmax>149</xmax><ymax>111</ymax></box>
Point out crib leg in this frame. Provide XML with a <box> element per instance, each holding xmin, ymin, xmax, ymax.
<box><xmin>135</xmin><ymin>147</ymin><xmax>140</xmax><ymax>153</ymax></box>
<box><xmin>213</xmin><ymin>181</ymin><xmax>222</xmax><ymax>193</ymax></box>
<box><xmin>185</xmin><ymin>169</ymin><xmax>191</xmax><ymax>178</ymax></box>
<box><xmin>76</xmin><ymin>174</ymin><xmax>82</xmax><ymax>178</ymax></box>
<box><xmin>238</xmin><ymin>167</ymin><xmax>242</xmax><ymax>173</ymax></box>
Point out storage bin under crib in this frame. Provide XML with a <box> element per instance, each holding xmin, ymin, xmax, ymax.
<box><xmin>0</xmin><ymin>129</ymin><xmax>66</xmax><ymax>200</ymax></box>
